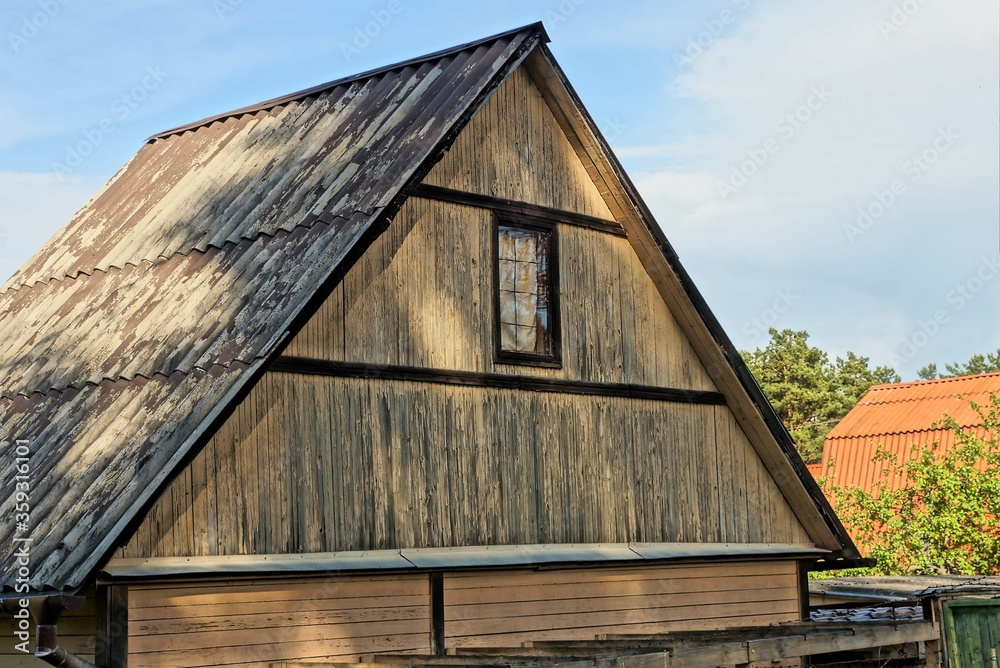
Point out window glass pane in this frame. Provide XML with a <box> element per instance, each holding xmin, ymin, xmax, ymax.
<box><xmin>515</xmin><ymin>261</ymin><xmax>537</xmax><ymax>296</ymax></box>
<box><xmin>498</xmin><ymin>224</ymin><xmax>553</xmax><ymax>357</ymax></box>
<box><xmin>500</xmin><ymin>322</ymin><xmax>517</xmax><ymax>351</ymax></box>
<box><xmin>498</xmin><ymin>259</ymin><xmax>516</xmax><ymax>293</ymax></box>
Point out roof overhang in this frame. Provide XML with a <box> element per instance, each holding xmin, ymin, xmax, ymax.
<box><xmin>102</xmin><ymin>542</ymin><xmax>829</xmax><ymax>581</ymax></box>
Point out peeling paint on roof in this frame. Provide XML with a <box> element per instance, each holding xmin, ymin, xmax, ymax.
<box><xmin>0</xmin><ymin>23</ymin><xmax>544</xmax><ymax>592</ymax></box>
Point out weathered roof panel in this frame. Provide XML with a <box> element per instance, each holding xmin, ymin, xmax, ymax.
<box><xmin>0</xmin><ymin>23</ymin><xmax>544</xmax><ymax>592</ymax></box>
<box><xmin>0</xmin><ymin>362</ymin><xmax>256</xmax><ymax>590</ymax></box>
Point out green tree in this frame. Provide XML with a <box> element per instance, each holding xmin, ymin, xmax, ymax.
<box><xmin>917</xmin><ymin>363</ymin><xmax>939</xmax><ymax>380</ymax></box>
<box><xmin>828</xmin><ymin>394</ymin><xmax>1000</xmax><ymax>575</ymax></box>
<box><xmin>742</xmin><ymin>329</ymin><xmax>898</xmax><ymax>463</ymax></box>
<box><xmin>917</xmin><ymin>348</ymin><xmax>1000</xmax><ymax>380</ymax></box>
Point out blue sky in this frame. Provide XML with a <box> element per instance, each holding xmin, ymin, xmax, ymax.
<box><xmin>1</xmin><ymin>0</ymin><xmax>997</xmax><ymax>380</ymax></box>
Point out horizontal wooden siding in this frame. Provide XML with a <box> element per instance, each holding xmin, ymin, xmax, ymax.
<box><xmin>127</xmin><ymin>574</ymin><xmax>431</xmax><ymax>668</ymax></box>
<box><xmin>444</xmin><ymin>561</ymin><xmax>801</xmax><ymax>647</ymax></box>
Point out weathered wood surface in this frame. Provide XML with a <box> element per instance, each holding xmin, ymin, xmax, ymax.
<box><xmin>518</xmin><ymin>47</ymin><xmax>845</xmax><ymax>553</ymax></box>
<box><xmin>284</xmin><ymin>68</ymin><xmax>716</xmax><ymax>392</ymax></box>
<box><xmin>423</xmin><ymin>66</ymin><xmax>615</xmax><ymax>220</ymax></box>
<box><xmin>120</xmin><ymin>374</ymin><xmax>811</xmax><ymax>558</ymax></box>
<box><xmin>285</xmin><ymin>195</ymin><xmax>715</xmax><ymax>391</ymax></box>
<box><xmin>267</xmin><ymin>619</ymin><xmax>936</xmax><ymax>667</ymax></box>
<box><xmin>127</xmin><ymin>574</ymin><xmax>432</xmax><ymax>668</ymax></box>
<box><xmin>0</xmin><ymin>28</ymin><xmax>550</xmax><ymax>592</ymax></box>
<box><xmin>124</xmin><ymin>560</ymin><xmax>817</xmax><ymax>667</ymax></box>
<box><xmin>443</xmin><ymin>562</ymin><xmax>799</xmax><ymax>648</ymax></box>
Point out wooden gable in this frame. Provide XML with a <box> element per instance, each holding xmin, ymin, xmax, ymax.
<box><xmin>118</xmin><ymin>60</ymin><xmax>820</xmax><ymax>562</ymax></box>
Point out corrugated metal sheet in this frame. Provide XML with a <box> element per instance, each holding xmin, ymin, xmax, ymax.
<box><xmin>810</xmin><ymin>575</ymin><xmax>1000</xmax><ymax>601</ymax></box>
<box><xmin>819</xmin><ymin>372</ymin><xmax>999</xmax><ymax>491</ymax></box>
<box><xmin>0</xmin><ymin>23</ymin><xmax>545</xmax><ymax>592</ymax></box>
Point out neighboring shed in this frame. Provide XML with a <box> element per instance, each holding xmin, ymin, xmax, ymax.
<box><xmin>810</xmin><ymin>576</ymin><xmax>1000</xmax><ymax>667</ymax></box>
<box><xmin>818</xmin><ymin>372</ymin><xmax>1000</xmax><ymax>492</ymax></box>
<box><xmin>0</xmin><ymin>22</ymin><xmax>933</xmax><ymax>668</ymax></box>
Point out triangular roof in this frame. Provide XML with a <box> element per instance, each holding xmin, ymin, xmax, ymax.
<box><xmin>0</xmin><ymin>23</ymin><xmax>858</xmax><ymax>593</ymax></box>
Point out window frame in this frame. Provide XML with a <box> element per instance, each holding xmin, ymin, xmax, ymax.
<box><xmin>491</xmin><ymin>211</ymin><xmax>562</xmax><ymax>368</ymax></box>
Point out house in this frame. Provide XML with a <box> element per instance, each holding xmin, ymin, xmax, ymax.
<box><xmin>817</xmin><ymin>372</ymin><xmax>1000</xmax><ymax>492</ymax></box>
<box><xmin>1</xmin><ymin>22</ymin><xmax>932</xmax><ymax>668</ymax></box>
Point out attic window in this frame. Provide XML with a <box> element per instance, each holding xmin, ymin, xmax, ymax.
<box><xmin>494</xmin><ymin>214</ymin><xmax>560</xmax><ymax>367</ymax></box>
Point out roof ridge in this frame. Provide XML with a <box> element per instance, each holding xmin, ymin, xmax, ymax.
<box><xmin>825</xmin><ymin>424</ymin><xmax>987</xmax><ymax>440</ymax></box>
<box><xmin>868</xmin><ymin>371</ymin><xmax>1000</xmax><ymax>392</ymax></box>
<box><xmin>0</xmin><ymin>357</ymin><xmax>264</xmax><ymax>403</ymax></box>
<box><xmin>150</xmin><ymin>22</ymin><xmax>549</xmax><ymax>141</ymax></box>
<box><xmin>0</xmin><ymin>210</ymin><xmax>370</xmax><ymax>296</ymax></box>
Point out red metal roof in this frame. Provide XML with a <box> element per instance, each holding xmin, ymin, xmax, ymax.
<box><xmin>818</xmin><ymin>372</ymin><xmax>999</xmax><ymax>492</ymax></box>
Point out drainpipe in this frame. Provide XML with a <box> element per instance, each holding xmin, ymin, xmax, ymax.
<box><xmin>28</xmin><ymin>594</ymin><xmax>99</xmax><ymax>668</ymax></box>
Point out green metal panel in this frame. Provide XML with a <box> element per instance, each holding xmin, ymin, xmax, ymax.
<box><xmin>943</xmin><ymin>599</ymin><xmax>1000</xmax><ymax>668</ymax></box>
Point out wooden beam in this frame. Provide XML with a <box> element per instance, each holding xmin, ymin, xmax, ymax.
<box><xmin>310</xmin><ymin>621</ymin><xmax>938</xmax><ymax>668</ymax></box>
<box><xmin>410</xmin><ymin>184</ymin><xmax>627</xmax><ymax>238</ymax></box>
<box><xmin>270</xmin><ymin>356</ymin><xmax>726</xmax><ymax>406</ymax></box>
<box><xmin>95</xmin><ymin>583</ymin><xmax>128</xmax><ymax>668</ymax></box>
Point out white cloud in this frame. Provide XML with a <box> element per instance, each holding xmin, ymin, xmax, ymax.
<box><xmin>634</xmin><ymin>0</ymin><xmax>999</xmax><ymax>377</ymax></box>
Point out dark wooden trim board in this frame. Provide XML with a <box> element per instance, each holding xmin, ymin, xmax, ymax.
<box><xmin>270</xmin><ymin>357</ymin><xmax>726</xmax><ymax>405</ymax></box>
<box><xmin>411</xmin><ymin>183</ymin><xmax>627</xmax><ymax>238</ymax></box>
<box><xmin>430</xmin><ymin>573</ymin><xmax>445</xmax><ymax>655</ymax></box>
<box><xmin>96</xmin><ymin>583</ymin><xmax>128</xmax><ymax>668</ymax></box>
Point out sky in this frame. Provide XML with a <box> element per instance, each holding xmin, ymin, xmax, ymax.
<box><xmin>0</xmin><ymin>0</ymin><xmax>996</xmax><ymax>381</ymax></box>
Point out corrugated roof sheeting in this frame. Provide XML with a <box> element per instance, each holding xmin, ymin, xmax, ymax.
<box><xmin>827</xmin><ymin>372</ymin><xmax>1000</xmax><ymax>438</ymax></box>
<box><xmin>0</xmin><ymin>25</ymin><xmax>542</xmax><ymax>591</ymax></box>
<box><xmin>819</xmin><ymin>373</ymin><xmax>999</xmax><ymax>491</ymax></box>
<box><xmin>0</xmin><ymin>363</ymin><xmax>256</xmax><ymax>589</ymax></box>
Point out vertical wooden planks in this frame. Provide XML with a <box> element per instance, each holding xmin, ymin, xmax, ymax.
<box><xmin>278</xmin><ymin>59</ymin><xmax>719</xmax><ymax>391</ymax></box>
<box><xmin>424</xmin><ymin>67</ymin><xmax>616</xmax><ymax>220</ymax></box>
<box><xmin>120</xmin><ymin>373</ymin><xmax>814</xmax><ymax>558</ymax></box>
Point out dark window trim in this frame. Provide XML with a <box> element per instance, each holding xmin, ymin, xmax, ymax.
<box><xmin>411</xmin><ymin>183</ymin><xmax>627</xmax><ymax>238</ymax></box>
<box><xmin>492</xmin><ymin>212</ymin><xmax>562</xmax><ymax>368</ymax></box>
<box><xmin>270</xmin><ymin>357</ymin><xmax>727</xmax><ymax>406</ymax></box>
